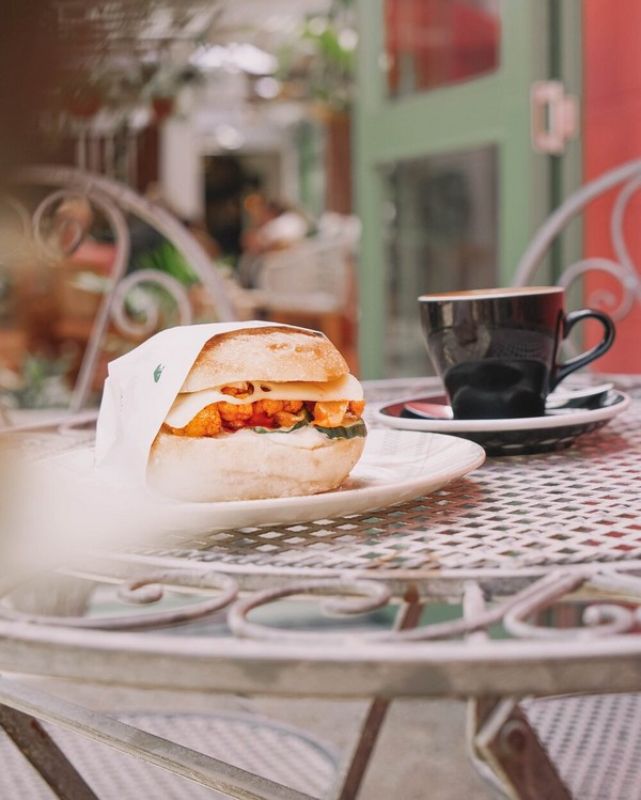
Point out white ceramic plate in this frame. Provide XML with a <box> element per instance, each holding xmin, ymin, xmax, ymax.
<box><xmin>373</xmin><ymin>390</ymin><xmax>630</xmax><ymax>456</ymax></box>
<box><xmin>37</xmin><ymin>430</ymin><xmax>485</xmax><ymax>540</ymax></box>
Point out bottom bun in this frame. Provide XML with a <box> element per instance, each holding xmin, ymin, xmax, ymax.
<box><xmin>147</xmin><ymin>427</ymin><xmax>366</xmax><ymax>502</ymax></box>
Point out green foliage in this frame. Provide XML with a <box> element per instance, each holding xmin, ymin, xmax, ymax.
<box><xmin>5</xmin><ymin>354</ymin><xmax>72</xmax><ymax>410</ymax></box>
<box><xmin>277</xmin><ymin>0</ymin><xmax>356</xmax><ymax>111</ymax></box>
<box><xmin>136</xmin><ymin>241</ymin><xmax>199</xmax><ymax>286</ymax></box>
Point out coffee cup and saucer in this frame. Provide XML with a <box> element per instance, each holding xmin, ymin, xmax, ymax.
<box><xmin>375</xmin><ymin>287</ymin><xmax>630</xmax><ymax>455</ymax></box>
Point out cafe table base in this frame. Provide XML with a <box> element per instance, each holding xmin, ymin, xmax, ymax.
<box><xmin>0</xmin><ymin>681</ymin><xmax>336</xmax><ymax>800</ymax></box>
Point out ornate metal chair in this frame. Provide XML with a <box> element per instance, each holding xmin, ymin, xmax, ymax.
<box><xmin>0</xmin><ymin>165</ymin><xmax>238</xmax><ymax>424</ymax></box>
<box><xmin>0</xmin><ymin>167</ymin><xmax>345</xmax><ymax>799</ymax></box>
<box><xmin>252</xmin><ymin>238</ymin><xmax>354</xmax><ymax>351</ymax></box>
<box><xmin>514</xmin><ymin>157</ymin><xmax>641</xmax><ymax>326</ymax></box>
<box><xmin>468</xmin><ymin>158</ymin><xmax>641</xmax><ymax>800</ymax></box>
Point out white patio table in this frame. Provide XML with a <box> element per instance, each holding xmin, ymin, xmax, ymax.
<box><xmin>2</xmin><ymin>375</ymin><xmax>641</xmax><ymax>800</ymax></box>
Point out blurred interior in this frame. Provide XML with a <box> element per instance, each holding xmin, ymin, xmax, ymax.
<box><xmin>1</xmin><ymin>0</ymin><xmax>641</xmax><ymax>414</ymax></box>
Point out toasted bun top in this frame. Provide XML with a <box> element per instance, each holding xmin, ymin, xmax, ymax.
<box><xmin>180</xmin><ymin>326</ymin><xmax>350</xmax><ymax>392</ymax></box>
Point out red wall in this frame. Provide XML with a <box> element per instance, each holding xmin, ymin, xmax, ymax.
<box><xmin>584</xmin><ymin>0</ymin><xmax>641</xmax><ymax>372</ymax></box>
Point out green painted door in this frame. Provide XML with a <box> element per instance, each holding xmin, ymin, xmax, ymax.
<box><xmin>354</xmin><ymin>0</ymin><xmax>582</xmax><ymax>377</ymax></box>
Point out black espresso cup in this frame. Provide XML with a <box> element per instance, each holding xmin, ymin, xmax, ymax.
<box><xmin>418</xmin><ymin>287</ymin><xmax>615</xmax><ymax>419</ymax></box>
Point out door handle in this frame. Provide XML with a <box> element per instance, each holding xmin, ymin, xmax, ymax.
<box><xmin>530</xmin><ymin>80</ymin><xmax>579</xmax><ymax>155</ymax></box>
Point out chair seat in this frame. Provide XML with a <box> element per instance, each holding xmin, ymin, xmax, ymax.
<box><xmin>0</xmin><ymin>710</ymin><xmax>338</xmax><ymax>799</ymax></box>
<box><xmin>524</xmin><ymin>694</ymin><xmax>641</xmax><ymax>800</ymax></box>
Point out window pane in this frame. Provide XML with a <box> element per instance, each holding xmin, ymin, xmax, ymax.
<box><xmin>385</xmin><ymin>0</ymin><xmax>501</xmax><ymax>99</ymax></box>
<box><xmin>384</xmin><ymin>146</ymin><xmax>498</xmax><ymax>376</ymax></box>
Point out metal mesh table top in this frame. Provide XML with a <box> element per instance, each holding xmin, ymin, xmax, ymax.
<box><xmin>128</xmin><ymin>376</ymin><xmax>641</xmax><ymax>585</ymax></box>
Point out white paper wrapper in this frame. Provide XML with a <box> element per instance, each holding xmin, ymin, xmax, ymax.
<box><xmin>95</xmin><ymin>321</ymin><xmax>280</xmax><ymax>487</ymax></box>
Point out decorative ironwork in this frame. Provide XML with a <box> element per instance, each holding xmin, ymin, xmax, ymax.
<box><xmin>228</xmin><ymin>579</ymin><xmax>392</xmax><ymax>642</ymax></box>
<box><xmin>515</xmin><ymin>157</ymin><xmax>641</xmax><ymax>322</ymax></box>
<box><xmin>0</xmin><ymin>568</ymin><xmax>238</xmax><ymax>631</ymax></box>
<box><xmin>5</xmin><ymin>557</ymin><xmax>641</xmax><ymax>652</ymax></box>
<box><xmin>110</xmin><ymin>269</ymin><xmax>193</xmax><ymax>338</ymax></box>
<box><xmin>2</xmin><ymin>165</ymin><xmax>237</xmax><ymax>415</ymax></box>
<box><xmin>4</xmin><ymin>376</ymin><xmax>641</xmax><ymax>800</ymax></box>
<box><xmin>18</xmin><ymin>165</ymin><xmax>236</xmax><ymax>321</ymax></box>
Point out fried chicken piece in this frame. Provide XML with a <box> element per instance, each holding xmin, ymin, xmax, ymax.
<box><xmin>182</xmin><ymin>403</ymin><xmax>222</xmax><ymax>436</ymax></box>
<box><xmin>274</xmin><ymin>410</ymin><xmax>305</xmax><ymax>427</ymax></box>
<box><xmin>274</xmin><ymin>400</ymin><xmax>305</xmax><ymax>428</ymax></box>
<box><xmin>218</xmin><ymin>401</ymin><xmax>254</xmax><ymax>430</ymax></box>
<box><xmin>177</xmin><ymin>396</ymin><xmax>358</xmax><ymax>436</ymax></box>
<box><xmin>253</xmin><ymin>399</ymin><xmax>284</xmax><ymax>417</ymax></box>
<box><xmin>312</xmin><ymin>400</ymin><xmax>349</xmax><ymax>427</ymax></box>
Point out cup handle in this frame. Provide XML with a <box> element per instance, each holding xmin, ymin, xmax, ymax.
<box><xmin>552</xmin><ymin>308</ymin><xmax>616</xmax><ymax>389</ymax></box>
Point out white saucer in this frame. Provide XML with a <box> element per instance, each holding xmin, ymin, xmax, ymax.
<box><xmin>374</xmin><ymin>390</ymin><xmax>630</xmax><ymax>456</ymax></box>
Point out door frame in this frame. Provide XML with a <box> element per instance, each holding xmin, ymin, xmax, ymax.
<box><xmin>354</xmin><ymin>0</ymin><xmax>582</xmax><ymax>378</ymax></box>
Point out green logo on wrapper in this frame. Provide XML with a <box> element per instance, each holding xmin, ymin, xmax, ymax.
<box><xmin>153</xmin><ymin>364</ymin><xmax>164</xmax><ymax>383</ymax></box>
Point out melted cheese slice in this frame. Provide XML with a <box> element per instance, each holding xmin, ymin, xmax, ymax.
<box><xmin>165</xmin><ymin>373</ymin><xmax>363</xmax><ymax>429</ymax></box>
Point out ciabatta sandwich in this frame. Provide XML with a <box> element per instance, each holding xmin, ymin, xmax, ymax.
<box><xmin>147</xmin><ymin>326</ymin><xmax>366</xmax><ymax>501</ymax></box>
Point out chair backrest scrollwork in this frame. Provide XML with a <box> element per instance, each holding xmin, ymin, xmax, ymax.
<box><xmin>514</xmin><ymin>157</ymin><xmax>641</xmax><ymax>324</ymax></box>
<box><xmin>1</xmin><ymin>166</ymin><xmax>237</xmax><ymax>414</ymax></box>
